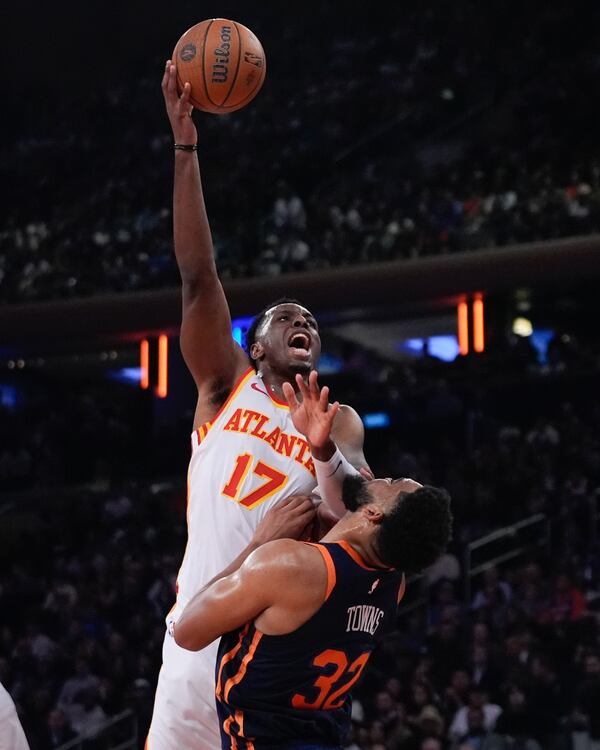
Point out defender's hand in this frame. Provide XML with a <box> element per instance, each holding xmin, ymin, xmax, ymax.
<box><xmin>161</xmin><ymin>60</ymin><xmax>198</xmax><ymax>145</ymax></box>
<box><xmin>251</xmin><ymin>495</ymin><xmax>316</xmax><ymax>547</ymax></box>
<box><xmin>282</xmin><ymin>371</ymin><xmax>340</xmax><ymax>450</ymax></box>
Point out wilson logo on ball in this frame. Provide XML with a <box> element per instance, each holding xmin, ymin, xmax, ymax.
<box><xmin>212</xmin><ymin>25</ymin><xmax>232</xmax><ymax>83</ymax></box>
<box><xmin>180</xmin><ymin>43</ymin><xmax>196</xmax><ymax>62</ymax></box>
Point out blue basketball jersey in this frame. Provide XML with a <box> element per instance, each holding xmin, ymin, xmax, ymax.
<box><xmin>215</xmin><ymin>541</ymin><xmax>405</xmax><ymax>749</ymax></box>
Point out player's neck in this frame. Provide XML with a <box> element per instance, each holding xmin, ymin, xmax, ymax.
<box><xmin>258</xmin><ymin>368</ymin><xmax>306</xmax><ymax>399</ymax></box>
<box><xmin>323</xmin><ymin>520</ymin><xmax>387</xmax><ymax>570</ymax></box>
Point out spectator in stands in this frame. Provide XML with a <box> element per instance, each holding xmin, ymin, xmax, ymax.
<box><xmin>527</xmin><ymin>654</ymin><xmax>565</xmax><ymax>744</ymax></box>
<box><xmin>453</xmin><ymin>706</ymin><xmax>505</xmax><ymax>750</ymax></box>
<box><xmin>428</xmin><ymin>580</ymin><xmax>464</xmax><ymax>631</ymax></box>
<box><xmin>449</xmin><ymin>688</ymin><xmax>502</xmax><ymax>742</ymax></box>
<box><xmin>57</xmin><ymin>659</ymin><xmax>100</xmax><ymax>712</ymax></box>
<box><xmin>539</xmin><ymin>572</ymin><xmax>587</xmax><ymax>624</ymax></box>
<box><xmin>428</xmin><ymin>619</ymin><xmax>467</xmax><ymax>686</ymax></box>
<box><xmin>494</xmin><ymin>687</ymin><xmax>541</xmax><ymax>750</ymax></box>
<box><xmin>66</xmin><ymin>687</ymin><xmax>107</xmax><ymax>738</ymax></box>
<box><xmin>415</xmin><ymin>705</ymin><xmax>446</xmax><ymax>747</ymax></box>
<box><xmin>468</xmin><ymin>644</ymin><xmax>503</xmax><ymax>696</ymax></box>
<box><xmin>442</xmin><ymin>670</ymin><xmax>471</xmax><ymax>719</ymax></box>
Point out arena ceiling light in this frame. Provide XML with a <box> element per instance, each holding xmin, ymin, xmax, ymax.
<box><xmin>512</xmin><ymin>317</ymin><xmax>533</xmax><ymax>337</ymax></box>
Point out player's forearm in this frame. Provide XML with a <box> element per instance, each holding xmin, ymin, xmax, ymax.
<box><xmin>174</xmin><ymin>541</ymin><xmax>259</xmax><ymax>650</ymax></box>
<box><xmin>173</xmin><ymin>151</ymin><xmax>218</xmax><ymax>288</ymax></box>
<box><xmin>310</xmin><ymin>439</ymin><xmax>337</xmax><ymax>463</ymax></box>
<box><xmin>313</xmin><ymin>440</ymin><xmax>359</xmax><ymax>518</ymax></box>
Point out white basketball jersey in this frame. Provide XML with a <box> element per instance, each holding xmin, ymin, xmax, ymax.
<box><xmin>169</xmin><ymin>367</ymin><xmax>318</xmax><ymax>622</ymax></box>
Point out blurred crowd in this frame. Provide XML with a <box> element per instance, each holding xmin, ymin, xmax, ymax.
<box><xmin>0</xmin><ymin>482</ymin><xmax>181</xmax><ymax>748</ymax></box>
<box><xmin>1</xmin><ymin>0</ymin><xmax>599</xmax><ymax>301</ymax></box>
<box><xmin>349</xmin><ymin>558</ymin><xmax>600</xmax><ymax>750</ymax></box>
<box><xmin>0</xmin><ymin>380</ymin><xmax>151</xmax><ymax>493</ymax></box>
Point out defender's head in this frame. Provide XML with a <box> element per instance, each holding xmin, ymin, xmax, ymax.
<box><xmin>342</xmin><ymin>475</ymin><xmax>452</xmax><ymax>574</ymax></box>
<box><xmin>246</xmin><ymin>298</ymin><xmax>321</xmax><ymax>376</ymax></box>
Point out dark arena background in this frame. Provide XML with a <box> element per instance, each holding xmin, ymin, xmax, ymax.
<box><xmin>2</xmin><ymin>1</ymin><xmax>600</xmax><ymax>749</ymax></box>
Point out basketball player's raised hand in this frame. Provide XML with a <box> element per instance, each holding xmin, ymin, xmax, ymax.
<box><xmin>282</xmin><ymin>371</ymin><xmax>340</xmax><ymax>450</ymax></box>
<box><xmin>161</xmin><ymin>60</ymin><xmax>197</xmax><ymax>145</ymax></box>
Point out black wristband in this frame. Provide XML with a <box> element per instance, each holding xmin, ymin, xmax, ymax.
<box><xmin>174</xmin><ymin>143</ymin><xmax>198</xmax><ymax>152</ymax></box>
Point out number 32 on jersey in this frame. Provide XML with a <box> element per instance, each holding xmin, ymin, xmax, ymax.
<box><xmin>222</xmin><ymin>453</ymin><xmax>288</xmax><ymax>509</ymax></box>
<box><xmin>292</xmin><ymin>649</ymin><xmax>371</xmax><ymax>711</ymax></box>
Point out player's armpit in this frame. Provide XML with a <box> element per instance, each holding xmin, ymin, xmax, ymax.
<box><xmin>331</xmin><ymin>404</ymin><xmax>371</xmax><ymax>474</ymax></box>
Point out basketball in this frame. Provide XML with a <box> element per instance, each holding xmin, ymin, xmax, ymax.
<box><xmin>173</xmin><ymin>18</ymin><xmax>266</xmax><ymax>114</ymax></box>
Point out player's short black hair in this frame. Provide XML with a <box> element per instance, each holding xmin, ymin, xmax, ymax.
<box><xmin>245</xmin><ymin>297</ymin><xmax>305</xmax><ymax>359</ymax></box>
<box><xmin>375</xmin><ymin>485</ymin><xmax>452</xmax><ymax>575</ymax></box>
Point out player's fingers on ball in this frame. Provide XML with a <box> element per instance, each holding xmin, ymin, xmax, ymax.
<box><xmin>161</xmin><ymin>61</ymin><xmax>170</xmax><ymax>89</ymax></box>
<box><xmin>180</xmin><ymin>81</ymin><xmax>191</xmax><ymax>105</ymax></box>
<box><xmin>167</xmin><ymin>64</ymin><xmax>177</xmax><ymax>94</ymax></box>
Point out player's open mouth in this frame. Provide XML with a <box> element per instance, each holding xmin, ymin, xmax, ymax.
<box><xmin>287</xmin><ymin>332</ymin><xmax>311</xmax><ymax>359</ymax></box>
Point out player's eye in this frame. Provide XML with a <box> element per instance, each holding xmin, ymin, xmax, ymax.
<box><xmin>279</xmin><ymin>315</ymin><xmax>288</xmax><ymax>321</ymax></box>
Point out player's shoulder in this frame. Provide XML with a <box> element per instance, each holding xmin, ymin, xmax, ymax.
<box><xmin>246</xmin><ymin>539</ymin><xmax>321</xmax><ymax>569</ymax></box>
<box><xmin>243</xmin><ymin>540</ymin><xmax>327</xmax><ymax>589</ymax></box>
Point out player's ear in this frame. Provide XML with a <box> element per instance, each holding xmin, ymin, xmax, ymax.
<box><xmin>362</xmin><ymin>504</ymin><xmax>384</xmax><ymax>525</ymax></box>
<box><xmin>250</xmin><ymin>341</ymin><xmax>265</xmax><ymax>362</ymax></box>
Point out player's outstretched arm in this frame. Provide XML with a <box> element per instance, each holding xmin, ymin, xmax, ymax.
<box><xmin>174</xmin><ymin>539</ymin><xmax>326</xmax><ymax>651</ymax></box>
<box><xmin>162</xmin><ymin>61</ymin><xmax>248</xmax><ymax>411</ymax></box>
<box><xmin>283</xmin><ymin>371</ymin><xmax>372</xmax><ymax>517</ymax></box>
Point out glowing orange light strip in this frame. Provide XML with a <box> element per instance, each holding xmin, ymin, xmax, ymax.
<box><xmin>140</xmin><ymin>339</ymin><xmax>149</xmax><ymax>390</ymax></box>
<box><xmin>473</xmin><ymin>295</ymin><xmax>485</xmax><ymax>353</ymax></box>
<box><xmin>156</xmin><ymin>335</ymin><xmax>168</xmax><ymax>398</ymax></box>
<box><xmin>457</xmin><ymin>300</ymin><xmax>469</xmax><ymax>355</ymax></box>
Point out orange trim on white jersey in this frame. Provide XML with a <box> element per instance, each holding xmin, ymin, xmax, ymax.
<box><xmin>249</xmin><ymin>380</ymin><xmax>290</xmax><ymax>410</ymax></box>
<box><xmin>192</xmin><ymin>367</ymin><xmax>255</xmax><ymax>451</ymax></box>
